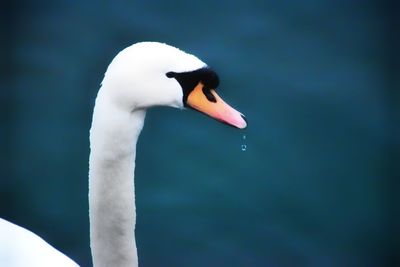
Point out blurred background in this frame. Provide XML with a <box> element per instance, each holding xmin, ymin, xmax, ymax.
<box><xmin>1</xmin><ymin>1</ymin><xmax>398</xmax><ymax>266</ymax></box>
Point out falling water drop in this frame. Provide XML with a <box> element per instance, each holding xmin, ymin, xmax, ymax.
<box><xmin>241</xmin><ymin>134</ymin><xmax>247</xmax><ymax>151</ymax></box>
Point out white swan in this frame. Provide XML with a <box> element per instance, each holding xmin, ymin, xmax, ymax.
<box><xmin>0</xmin><ymin>42</ymin><xmax>247</xmax><ymax>267</ymax></box>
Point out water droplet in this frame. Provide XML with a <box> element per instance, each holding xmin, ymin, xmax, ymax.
<box><xmin>241</xmin><ymin>134</ymin><xmax>247</xmax><ymax>151</ymax></box>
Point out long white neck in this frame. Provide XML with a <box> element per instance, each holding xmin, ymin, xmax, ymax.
<box><xmin>88</xmin><ymin>87</ymin><xmax>145</xmax><ymax>267</ymax></box>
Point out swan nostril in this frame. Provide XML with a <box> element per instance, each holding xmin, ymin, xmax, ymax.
<box><xmin>202</xmin><ymin>87</ymin><xmax>217</xmax><ymax>103</ymax></box>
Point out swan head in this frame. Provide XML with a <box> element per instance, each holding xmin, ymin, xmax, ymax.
<box><xmin>101</xmin><ymin>42</ymin><xmax>247</xmax><ymax>129</ymax></box>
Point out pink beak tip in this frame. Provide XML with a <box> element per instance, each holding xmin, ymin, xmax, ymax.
<box><xmin>237</xmin><ymin>114</ymin><xmax>247</xmax><ymax>129</ymax></box>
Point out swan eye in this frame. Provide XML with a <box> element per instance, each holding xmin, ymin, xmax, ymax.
<box><xmin>166</xmin><ymin>72</ymin><xmax>176</xmax><ymax>78</ymax></box>
<box><xmin>202</xmin><ymin>86</ymin><xmax>217</xmax><ymax>103</ymax></box>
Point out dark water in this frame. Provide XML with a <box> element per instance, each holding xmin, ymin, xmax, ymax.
<box><xmin>1</xmin><ymin>1</ymin><xmax>398</xmax><ymax>266</ymax></box>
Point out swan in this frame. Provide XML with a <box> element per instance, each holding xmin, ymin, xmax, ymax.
<box><xmin>0</xmin><ymin>42</ymin><xmax>247</xmax><ymax>267</ymax></box>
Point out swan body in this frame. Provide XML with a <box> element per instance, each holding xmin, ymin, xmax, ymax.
<box><xmin>1</xmin><ymin>42</ymin><xmax>246</xmax><ymax>267</ymax></box>
<box><xmin>0</xmin><ymin>218</ymin><xmax>78</xmax><ymax>267</ymax></box>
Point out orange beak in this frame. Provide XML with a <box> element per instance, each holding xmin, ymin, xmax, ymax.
<box><xmin>186</xmin><ymin>83</ymin><xmax>247</xmax><ymax>129</ymax></box>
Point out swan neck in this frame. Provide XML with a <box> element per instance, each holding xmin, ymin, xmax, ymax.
<box><xmin>89</xmin><ymin>88</ymin><xmax>145</xmax><ymax>267</ymax></box>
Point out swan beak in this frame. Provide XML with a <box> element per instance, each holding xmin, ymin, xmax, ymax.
<box><xmin>186</xmin><ymin>83</ymin><xmax>247</xmax><ymax>129</ymax></box>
